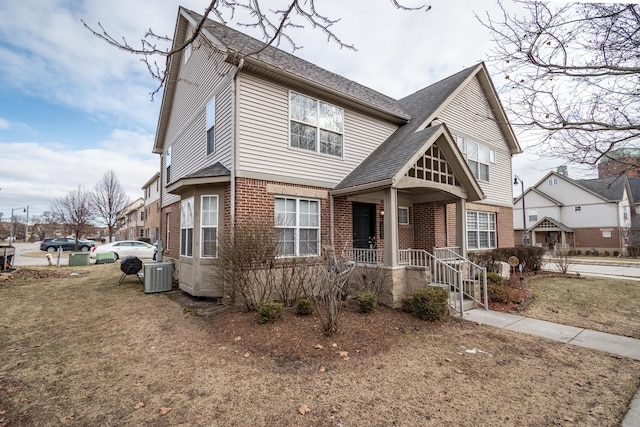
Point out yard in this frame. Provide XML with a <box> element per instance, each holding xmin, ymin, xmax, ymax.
<box><xmin>0</xmin><ymin>265</ymin><xmax>639</xmax><ymax>426</ymax></box>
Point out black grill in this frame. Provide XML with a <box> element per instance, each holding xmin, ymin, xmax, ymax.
<box><xmin>118</xmin><ymin>256</ymin><xmax>143</xmax><ymax>285</ymax></box>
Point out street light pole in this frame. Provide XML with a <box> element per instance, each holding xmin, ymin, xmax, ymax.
<box><xmin>513</xmin><ymin>176</ymin><xmax>527</xmax><ymax>246</ymax></box>
<box><xmin>9</xmin><ymin>206</ymin><xmax>27</xmax><ymax>244</ymax></box>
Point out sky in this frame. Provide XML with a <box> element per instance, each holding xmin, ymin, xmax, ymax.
<box><xmin>0</xmin><ymin>0</ymin><xmax>598</xmax><ymax>220</ymax></box>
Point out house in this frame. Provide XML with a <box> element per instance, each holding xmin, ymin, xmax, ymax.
<box><xmin>152</xmin><ymin>7</ymin><xmax>521</xmax><ymax>308</ymax></box>
<box><xmin>513</xmin><ymin>171</ymin><xmax>633</xmax><ymax>255</ymax></box>
<box><xmin>142</xmin><ymin>172</ymin><xmax>161</xmax><ymax>243</ymax></box>
<box><xmin>115</xmin><ymin>198</ymin><xmax>144</xmax><ymax>241</ymax></box>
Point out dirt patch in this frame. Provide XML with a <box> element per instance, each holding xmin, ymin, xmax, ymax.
<box><xmin>0</xmin><ymin>265</ymin><xmax>639</xmax><ymax>426</ymax></box>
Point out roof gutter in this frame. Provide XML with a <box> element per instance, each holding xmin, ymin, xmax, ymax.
<box><xmin>331</xmin><ymin>179</ymin><xmax>396</xmax><ymax>197</ymax></box>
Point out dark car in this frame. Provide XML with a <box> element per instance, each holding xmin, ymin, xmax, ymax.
<box><xmin>39</xmin><ymin>237</ymin><xmax>95</xmax><ymax>253</ymax></box>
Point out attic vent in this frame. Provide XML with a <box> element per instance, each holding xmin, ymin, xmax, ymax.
<box><xmin>406</xmin><ymin>144</ymin><xmax>459</xmax><ymax>186</ymax></box>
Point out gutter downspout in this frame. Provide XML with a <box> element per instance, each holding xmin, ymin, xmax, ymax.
<box><xmin>230</xmin><ymin>58</ymin><xmax>245</xmax><ymax>234</ymax></box>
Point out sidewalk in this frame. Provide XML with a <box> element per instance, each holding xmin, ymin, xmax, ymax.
<box><xmin>461</xmin><ymin>309</ymin><xmax>640</xmax><ymax>426</ymax></box>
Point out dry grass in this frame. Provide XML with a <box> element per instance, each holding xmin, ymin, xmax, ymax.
<box><xmin>0</xmin><ymin>265</ymin><xmax>639</xmax><ymax>426</ymax></box>
<box><xmin>522</xmin><ymin>275</ymin><xmax>640</xmax><ymax>339</ymax></box>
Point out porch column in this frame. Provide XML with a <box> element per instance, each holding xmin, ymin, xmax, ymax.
<box><xmin>531</xmin><ymin>230</ymin><xmax>537</xmax><ymax>246</ymax></box>
<box><xmin>456</xmin><ymin>198</ymin><xmax>467</xmax><ymax>258</ymax></box>
<box><xmin>561</xmin><ymin>231</ymin><xmax>567</xmax><ymax>249</ymax></box>
<box><xmin>383</xmin><ymin>187</ymin><xmax>398</xmax><ymax>266</ymax></box>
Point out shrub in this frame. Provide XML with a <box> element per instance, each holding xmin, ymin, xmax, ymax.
<box><xmin>487</xmin><ymin>283</ymin><xmax>522</xmax><ymax>304</ymax></box>
<box><xmin>257</xmin><ymin>301</ymin><xmax>284</xmax><ymax>324</ymax></box>
<box><xmin>356</xmin><ymin>291</ymin><xmax>378</xmax><ymax>313</ymax></box>
<box><xmin>480</xmin><ymin>272</ymin><xmax>503</xmax><ymax>285</ymax></box>
<box><xmin>577</xmin><ymin>250</ymin><xmax>582</xmax><ymax>255</ymax></box>
<box><xmin>614</xmin><ymin>251</ymin><xmax>620</xmax><ymax>257</ymax></box>
<box><xmin>604</xmin><ymin>251</ymin><xmax>610</xmax><ymax>257</ymax></box>
<box><xmin>401</xmin><ymin>287</ymin><xmax>449</xmax><ymax>321</ymax></box>
<box><xmin>296</xmin><ymin>299</ymin><xmax>313</xmax><ymax>316</ymax></box>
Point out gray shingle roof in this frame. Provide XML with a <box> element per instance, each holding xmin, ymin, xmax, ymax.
<box><xmin>629</xmin><ymin>177</ymin><xmax>640</xmax><ymax>203</ymax></box>
<box><xmin>185</xmin><ymin>162</ymin><xmax>230</xmax><ymax>179</ymax></box>
<box><xmin>575</xmin><ymin>176</ymin><xmax>628</xmax><ymax>202</ymax></box>
<box><xmin>335</xmin><ymin>125</ymin><xmax>443</xmax><ymax>190</ymax></box>
<box><xmin>183</xmin><ymin>8</ymin><xmax>408</xmax><ymax>120</ymax></box>
<box><xmin>334</xmin><ymin>65</ymin><xmax>479</xmax><ymax>191</ymax></box>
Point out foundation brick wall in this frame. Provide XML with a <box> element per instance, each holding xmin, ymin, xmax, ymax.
<box><xmin>333</xmin><ymin>197</ymin><xmax>352</xmax><ymax>252</ymax></box>
<box><xmin>574</xmin><ymin>228</ymin><xmax>624</xmax><ymax>251</ymax></box>
<box><xmin>496</xmin><ymin>206</ymin><xmax>515</xmax><ymax>248</ymax></box>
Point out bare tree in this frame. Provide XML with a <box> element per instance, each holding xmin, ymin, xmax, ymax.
<box><xmin>480</xmin><ymin>1</ymin><xmax>640</xmax><ymax>168</ymax></box>
<box><xmin>90</xmin><ymin>170</ymin><xmax>129</xmax><ymax>243</ymax></box>
<box><xmin>83</xmin><ymin>0</ymin><xmax>429</xmax><ymax>98</ymax></box>
<box><xmin>51</xmin><ymin>186</ymin><xmax>94</xmax><ymax>249</ymax></box>
<box><xmin>30</xmin><ymin>211</ymin><xmax>58</xmax><ymax>241</ymax></box>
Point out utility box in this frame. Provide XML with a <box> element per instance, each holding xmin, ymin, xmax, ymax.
<box><xmin>143</xmin><ymin>262</ymin><xmax>173</xmax><ymax>293</ymax></box>
<box><xmin>95</xmin><ymin>252</ymin><xmax>115</xmax><ymax>264</ymax></box>
<box><xmin>69</xmin><ymin>252</ymin><xmax>90</xmax><ymax>267</ymax></box>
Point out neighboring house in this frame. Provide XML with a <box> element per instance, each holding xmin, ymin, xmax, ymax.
<box><xmin>153</xmin><ymin>7</ymin><xmax>521</xmax><ymax>306</ymax></box>
<box><xmin>513</xmin><ymin>171</ymin><xmax>633</xmax><ymax>254</ymax></box>
<box><xmin>115</xmin><ymin>198</ymin><xmax>144</xmax><ymax>241</ymax></box>
<box><xmin>142</xmin><ymin>173</ymin><xmax>161</xmax><ymax>243</ymax></box>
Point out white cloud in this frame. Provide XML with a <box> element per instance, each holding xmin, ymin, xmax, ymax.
<box><xmin>0</xmin><ymin>118</ymin><xmax>9</xmax><ymax>130</ymax></box>
<box><xmin>0</xmin><ymin>130</ymin><xmax>157</xmax><ymax>217</ymax></box>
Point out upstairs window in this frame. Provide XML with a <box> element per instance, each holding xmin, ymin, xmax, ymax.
<box><xmin>456</xmin><ymin>136</ymin><xmax>493</xmax><ymax>181</ymax></box>
<box><xmin>574</xmin><ymin>206</ymin><xmax>582</xmax><ymax>212</ymax></box>
<box><xmin>528</xmin><ymin>209</ymin><xmax>538</xmax><ymax>222</ymax></box>
<box><xmin>290</xmin><ymin>92</ymin><xmax>343</xmax><ymax>157</ymax></box>
<box><xmin>549</xmin><ymin>178</ymin><xmax>558</xmax><ymax>186</ymax></box>
<box><xmin>166</xmin><ymin>146</ymin><xmax>172</xmax><ymax>183</ymax></box>
<box><xmin>206</xmin><ymin>97</ymin><xmax>216</xmax><ymax>155</ymax></box>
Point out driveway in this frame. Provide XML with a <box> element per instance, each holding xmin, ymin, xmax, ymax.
<box><xmin>5</xmin><ymin>242</ymin><xmax>69</xmax><ymax>267</ymax></box>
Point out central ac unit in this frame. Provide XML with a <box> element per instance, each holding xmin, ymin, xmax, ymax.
<box><xmin>143</xmin><ymin>262</ymin><xmax>173</xmax><ymax>293</ymax></box>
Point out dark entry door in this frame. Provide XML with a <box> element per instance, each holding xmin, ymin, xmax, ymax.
<box><xmin>352</xmin><ymin>203</ymin><xmax>376</xmax><ymax>249</ymax></box>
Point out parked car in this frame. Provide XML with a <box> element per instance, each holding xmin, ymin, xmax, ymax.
<box><xmin>40</xmin><ymin>237</ymin><xmax>95</xmax><ymax>253</ymax></box>
<box><xmin>90</xmin><ymin>240</ymin><xmax>157</xmax><ymax>260</ymax></box>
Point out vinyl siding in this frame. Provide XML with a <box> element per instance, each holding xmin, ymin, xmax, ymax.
<box><xmin>235</xmin><ymin>73</ymin><xmax>398</xmax><ymax>186</ymax></box>
<box><xmin>439</xmin><ymin>76</ymin><xmax>513</xmax><ymax>207</ymax></box>
<box><xmin>161</xmin><ymin>30</ymin><xmax>235</xmax><ymax>208</ymax></box>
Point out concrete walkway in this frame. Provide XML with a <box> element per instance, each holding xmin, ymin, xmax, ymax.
<box><xmin>461</xmin><ymin>309</ymin><xmax>640</xmax><ymax>426</ymax></box>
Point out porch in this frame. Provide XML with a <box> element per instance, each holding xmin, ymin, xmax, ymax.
<box><xmin>342</xmin><ymin>246</ymin><xmax>488</xmax><ymax>316</ymax></box>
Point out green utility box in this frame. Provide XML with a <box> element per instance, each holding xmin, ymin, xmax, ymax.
<box><xmin>69</xmin><ymin>252</ymin><xmax>90</xmax><ymax>267</ymax></box>
<box><xmin>95</xmin><ymin>252</ymin><xmax>115</xmax><ymax>264</ymax></box>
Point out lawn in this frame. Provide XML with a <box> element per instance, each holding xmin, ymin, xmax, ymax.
<box><xmin>0</xmin><ymin>265</ymin><xmax>639</xmax><ymax>426</ymax></box>
<box><xmin>521</xmin><ymin>274</ymin><xmax>640</xmax><ymax>339</ymax></box>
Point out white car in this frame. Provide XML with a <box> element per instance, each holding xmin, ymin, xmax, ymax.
<box><xmin>90</xmin><ymin>240</ymin><xmax>157</xmax><ymax>260</ymax></box>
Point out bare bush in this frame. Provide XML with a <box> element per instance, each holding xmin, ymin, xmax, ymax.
<box><xmin>349</xmin><ymin>263</ymin><xmax>388</xmax><ymax>296</ymax></box>
<box><xmin>216</xmin><ymin>223</ymin><xmax>278</xmax><ymax>310</ymax></box>
<box><xmin>553</xmin><ymin>248</ymin><xmax>576</xmax><ymax>274</ymax></box>
<box><xmin>304</xmin><ymin>246</ymin><xmax>355</xmax><ymax>335</ymax></box>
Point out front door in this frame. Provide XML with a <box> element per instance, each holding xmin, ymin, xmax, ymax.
<box><xmin>352</xmin><ymin>203</ymin><xmax>376</xmax><ymax>249</ymax></box>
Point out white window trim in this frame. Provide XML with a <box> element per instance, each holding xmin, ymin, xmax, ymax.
<box><xmin>466</xmin><ymin>210</ymin><xmax>497</xmax><ymax>250</ymax></box>
<box><xmin>455</xmin><ymin>136</ymin><xmax>492</xmax><ymax>181</ymax></box>
<box><xmin>206</xmin><ymin>97</ymin><xmax>216</xmax><ymax>155</ymax></box>
<box><xmin>289</xmin><ymin>91</ymin><xmax>344</xmax><ymax>158</ymax></box>
<box><xmin>398</xmin><ymin>207</ymin><xmax>410</xmax><ymax>225</ymax></box>
<box><xmin>200</xmin><ymin>195</ymin><xmax>219</xmax><ymax>258</ymax></box>
<box><xmin>274</xmin><ymin>196</ymin><xmax>321</xmax><ymax>257</ymax></box>
<box><xmin>180</xmin><ymin>197</ymin><xmax>194</xmax><ymax>258</ymax></box>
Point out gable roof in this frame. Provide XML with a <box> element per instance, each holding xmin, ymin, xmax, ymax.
<box><xmin>529</xmin><ymin>216</ymin><xmax>573</xmax><ymax>232</ymax></box>
<box><xmin>188</xmin><ymin>8</ymin><xmax>409</xmax><ymax>119</ymax></box>
<box><xmin>514</xmin><ymin>187</ymin><xmax>564</xmax><ymax>207</ymax></box>
<box><xmin>166</xmin><ymin>162</ymin><xmax>231</xmax><ymax>194</ymax></box>
<box><xmin>400</xmin><ymin>63</ymin><xmax>521</xmax><ymax>155</ymax></box>
<box><xmin>333</xmin><ymin>123</ymin><xmax>484</xmax><ymax>202</ymax></box>
<box><xmin>576</xmin><ymin>176</ymin><xmax>629</xmax><ymax>202</ymax></box>
<box><xmin>629</xmin><ymin>177</ymin><xmax>640</xmax><ymax>204</ymax></box>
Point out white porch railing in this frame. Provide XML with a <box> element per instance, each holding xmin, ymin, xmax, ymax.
<box><xmin>341</xmin><ymin>248</ymin><xmax>384</xmax><ymax>265</ymax></box>
<box><xmin>342</xmin><ymin>246</ymin><xmax>488</xmax><ymax>317</ymax></box>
